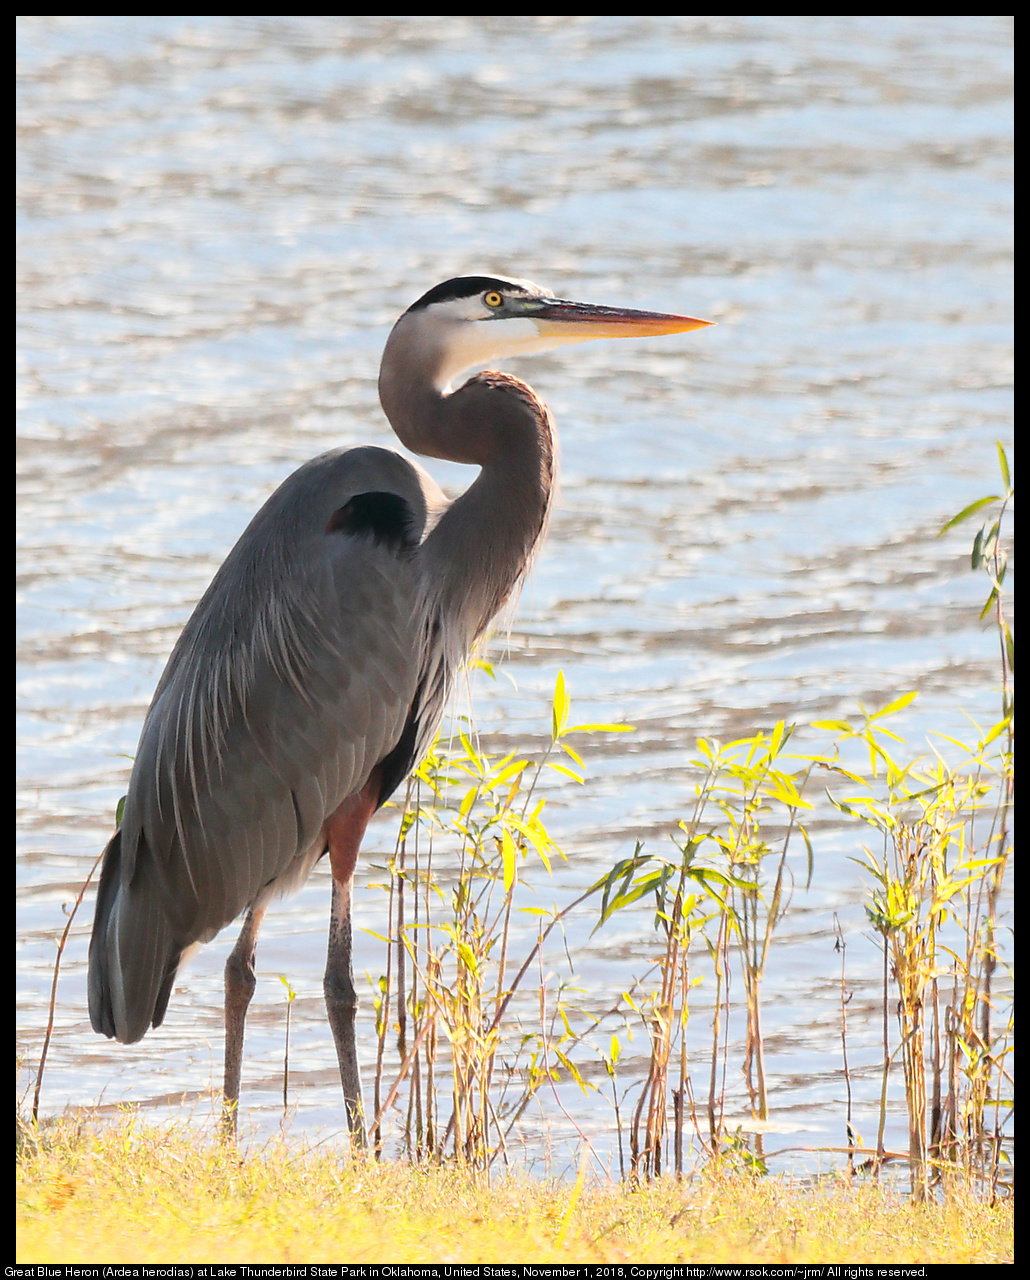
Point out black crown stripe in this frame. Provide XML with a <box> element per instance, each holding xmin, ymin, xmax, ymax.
<box><xmin>406</xmin><ymin>276</ymin><xmax>532</xmax><ymax>312</ymax></box>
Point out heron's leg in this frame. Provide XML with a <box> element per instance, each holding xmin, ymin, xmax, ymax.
<box><xmin>222</xmin><ymin>896</ymin><xmax>270</xmax><ymax>1139</ymax></box>
<box><xmin>324</xmin><ymin>778</ymin><xmax>378</xmax><ymax>1148</ymax></box>
<box><xmin>326</xmin><ymin>876</ymin><xmax>365</xmax><ymax>1144</ymax></box>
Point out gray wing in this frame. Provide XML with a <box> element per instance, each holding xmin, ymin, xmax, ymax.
<box><xmin>89</xmin><ymin>445</ymin><xmax>444</xmax><ymax>1042</ymax></box>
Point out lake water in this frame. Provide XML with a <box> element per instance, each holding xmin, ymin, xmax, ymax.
<box><xmin>17</xmin><ymin>16</ymin><xmax>1012</xmax><ymax>1177</ymax></box>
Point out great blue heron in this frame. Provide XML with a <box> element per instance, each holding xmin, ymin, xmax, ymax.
<box><xmin>88</xmin><ymin>274</ymin><xmax>712</xmax><ymax>1142</ymax></box>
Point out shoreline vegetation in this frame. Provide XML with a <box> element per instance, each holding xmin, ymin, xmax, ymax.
<box><xmin>15</xmin><ymin>1116</ymin><xmax>1013</xmax><ymax>1264</ymax></box>
<box><xmin>19</xmin><ymin>449</ymin><xmax>1012</xmax><ymax>1262</ymax></box>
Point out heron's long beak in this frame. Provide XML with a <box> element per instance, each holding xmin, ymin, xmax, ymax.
<box><xmin>531</xmin><ymin>298</ymin><xmax>714</xmax><ymax>341</ymax></box>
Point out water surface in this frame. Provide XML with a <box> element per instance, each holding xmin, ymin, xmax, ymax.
<box><xmin>17</xmin><ymin>15</ymin><xmax>1012</xmax><ymax>1175</ymax></box>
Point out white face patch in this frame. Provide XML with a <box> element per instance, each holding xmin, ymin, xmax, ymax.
<box><xmin>389</xmin><ymin>281</ymin><xmax>596</xmax><ymax>393</ymax></box>
<box><xmin>433</xmin><ymin>315</ymin><xmax>576</xmax><ymax>392</ymax></box>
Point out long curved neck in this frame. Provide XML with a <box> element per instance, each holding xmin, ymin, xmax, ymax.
<box><xmin>379</xmin><ymin>344</ymin><xmax>555</xmax><ymax>644</ymax></box>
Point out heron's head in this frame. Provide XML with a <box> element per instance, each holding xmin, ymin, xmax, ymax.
<box><xmin>386</xmin><ymin>274</ymin><xmax>713</xmax><ymax>394</ymax></box>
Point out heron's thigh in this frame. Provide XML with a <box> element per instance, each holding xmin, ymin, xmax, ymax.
<box><xmin>325</xmin><ymin>775</ymin><xmax>378</xmax><ymax>884</ymax></box>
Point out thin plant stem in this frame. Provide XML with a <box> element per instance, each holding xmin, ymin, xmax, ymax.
<box><xmin>33</xmin><ymin>848</ymin><xmax>104</xmax><ymax>1124</ymax></box>
<box><xmin>833</xmin><ymin>913</ymin><xmax>855</xmax><ymax>1181</ymax></box>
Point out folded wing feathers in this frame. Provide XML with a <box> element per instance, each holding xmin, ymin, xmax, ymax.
<box><xmin>96</xmin><ymin>448</ymin><xmax>441</xmax><ymax>1039</ymax></box>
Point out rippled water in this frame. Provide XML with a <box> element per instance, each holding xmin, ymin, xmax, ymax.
<box><xmin>17</xmin><ymin>16</ymin><xmax>1012</xmax><ymax>1174</ymax></box>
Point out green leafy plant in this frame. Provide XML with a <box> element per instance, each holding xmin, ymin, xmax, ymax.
<box><xmin>368</xmin><ymin>672</ymin><xmax>629</xmax><ymax>1168</ymax></box>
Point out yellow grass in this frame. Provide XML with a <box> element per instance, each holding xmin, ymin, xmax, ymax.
<box><xmin>17</xmin><ymin>1116</ymin><xmax>1012</xmax><ymax>1264</ymax></box>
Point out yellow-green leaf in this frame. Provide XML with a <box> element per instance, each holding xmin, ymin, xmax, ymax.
<box><xmin>870</xmin><ymin>690</ymin><xmax>918</xmax><ymax>719</ymax></box>
<box><xmin>502</xmin><ymin>826</ymin><xmax>517</xmax><ymax>894</ymax></box>
<box><xmin>555</xmin><ymin>1050</ymin><xmax>592</xmax><ymax>1093</ymax></box>
<box><xmin>493</xmin><ymin>759</ymin><xmax>528</xmax><ymax>787</ymax></box>
<box><xmin>362</xmin><ymin>929</ymin><xmax>394</xmax><ymax>944</ymax></box>
<box><xmin>979</xmin><ymin>588</ymin><xmax>999</xmax><ymax>622</ymax></box>
<box><xmin>552</xmin><ymin>670</ymin><xmax>570</xmax><ymax>739</ymax></box>
<box><xmin>983</xmin><ymin>713</ymin><xmax>1012</xmax><ymax>746</ymax></box>
<box><xmin>938</xmin><ymin>494</ymin><xmax>1001</xmax><ymax>536</ymax></box>
<box><xmin>953</xmin><ymin>856</ymin><xmax>1003</xmax><ymax>873</ymax></box>
<box><xmin>997</xmin><ymin>441</ymin><xmax>1011</xmax><ymax>491</ymax></box>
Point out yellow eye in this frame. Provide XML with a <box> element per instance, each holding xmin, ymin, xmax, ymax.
<box><xmin>484</xmin><ymin>291</ymin><xmax>503</xmax><ymax>308</ymax></box>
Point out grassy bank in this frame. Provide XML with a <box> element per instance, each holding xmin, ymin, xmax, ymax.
<box><xmin>17</xmin><ymin>1116</ymin><xmax>1012</xmax><ymax>1264</ymax></box>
